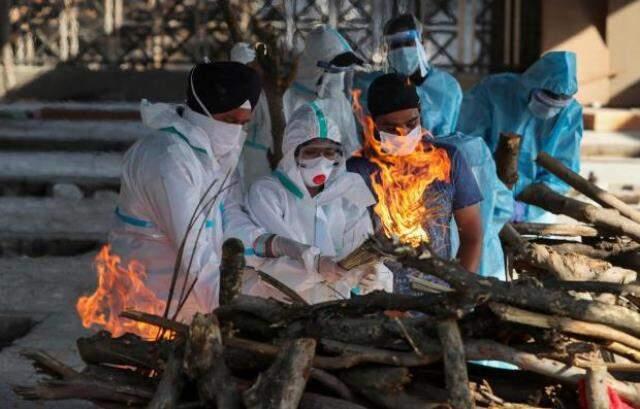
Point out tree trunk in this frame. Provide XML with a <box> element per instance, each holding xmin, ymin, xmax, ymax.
<box><xmin>147</xmin><ymin>346</ymin><xmax>185</xmax><ymax>409</ymax></box>
<box><xmin>437</xmin><ymin>319</ymin><xmax>474</xmax><ymax>409</ymax></box>
<box><xmin>537</xmin><ymin>151</ymin><xmax>640</xmax><ymax>224</ymax></box>
<box><xmin>219</xmin><ymin>238</ymin><xmax>246</xmax><ymax>306</ymax></box>
<box><xmin>513</xmin><ymin>222</ymin><xmax>600</xmax><ymax>237</ymax></box>
<box><xmin>242</xmin><ymin>338</ymin><xmax>316</xmax><ymax>409</ymax></box>
<box><xmin>517</xmin><ymin>183</ymin><xmax>640</xmax><ymax>243</ymax></box>
<box><xmin>494</xmin><ymin>132</ymin><xmax>522</xmax><ymax>189</ymax></box>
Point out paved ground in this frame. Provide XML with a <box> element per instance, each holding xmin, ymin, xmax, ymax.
<box><xmin>0</xmin><ymin>255</ymin><xmax>97</xmax><ymax>408</ymax></box>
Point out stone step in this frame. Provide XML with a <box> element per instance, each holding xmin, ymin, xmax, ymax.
<box><xmin>0</xmin><ymin>152</ymin><xmax>122</xmax><ymax>192</ymax></box>
<box><xmin>0</xmin><ymin>120</ymin><xmax>150</xmax><ymax>151</ymax></box>
<box><xmin>0</xmin><ymin>197</ymin><xmax>115</xmax><ymax>239</ymax></box>
<box><xmin>581</xmin><ymin>130</ymin><xmax>640</xmax><ymax>157</ymax></box>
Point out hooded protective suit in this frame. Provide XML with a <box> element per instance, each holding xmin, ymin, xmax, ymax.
<box><xmin>458</xmin><ymin>51</ymin><xmax>583</xmax><ymax>222</ymax></box>
<box><xmin>239</xmin><ymin>92</ymin><xmax>273</xmax><ymax>193</ymax></box>
<box><xmin>244</xmin><ymin>101</ymin><xmax>392</xmax><ymax>303</ymax></box>
<box><xmin>109</xmin><ymin>101</ymin><xmax>264</xmax><ymax>320</ymax></box>
<box><xmin>352</xmin><ymin>18</ymin><xmax>462</xmax><ymax>137</ymax></box>
<box><xmin>439</xmin><ymin>133</ymin><xmax>513</xmax><ymax>280</ymax></box>
<box><xmin>283</xmin><ymin>26</ymin><xmax>361</xmax><ymax>156</ymax></box>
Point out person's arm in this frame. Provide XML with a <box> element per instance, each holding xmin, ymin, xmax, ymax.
<box><xmin>454</xmin><ymin>204</ymin><xmax>482</xmax><ymax>273</ymax></box>
<box><xmin>221</xmin><ymin>171</ymin><xmax>266</xmax><ymax>251</ymax></box>
<box><xmin>449</xmin><ymin>147</ymin><xmax>484</xmax><ymax>273</ymax></box>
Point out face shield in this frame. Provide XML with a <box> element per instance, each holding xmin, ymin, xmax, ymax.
<box><xmin>384</xmin><ymin>29</ymin><xmax>430</xmax><ymax>77</ymax></box>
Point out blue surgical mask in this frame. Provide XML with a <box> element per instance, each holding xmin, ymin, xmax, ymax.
<box><xmin>388</xmin><ymin>47</ymin><xmax>427</xmax><ymax>76</ymax></box>
<box><xmin>528</xmin><ymin>95</ymin><xmax>562</xmax><ymax>119</ymax></box>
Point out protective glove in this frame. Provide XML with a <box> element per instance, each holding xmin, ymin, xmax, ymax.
<box><xmin>511</xmin><ymin>200</ymin><xmax>527</xmax><ymax>223</ymax></box>
<box><xmin>230</xmin><ymin>42</ymin><xmax>256</xmax><ymax>65</ymax></box>
<box><xmin>358</xmin><ymin>273</ymin><xmax>385</xmax><ymax>294</ymax></box>
<box><xmin>317</xmin><ymin>256</ymin><xmax>348</xmax><ymax>284</ymax></box>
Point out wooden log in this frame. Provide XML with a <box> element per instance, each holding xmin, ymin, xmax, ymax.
<box><xmin>20</xmin><ymin>349</ymin><xmax>79</xmax><ymax>379</ymax></box>
<box><xmin>13</xmin><ymin>378</ymin><xmax>153</xmax><ymax>405</ymax></box>
<box><xmin>77</xmin><ymin>331</ymin><xmax>171</xmax><ymax>370</ymax></box>
<box><xmin>339</xmin><ymin>366</ymin><xmax>446</xmax><ymax>409</ymax></box>
<box><xmin>585</xmin><ymin>365</ymin><xmax>609</xmax><ymax>409</ymax></box>
<box><xmin>309</xmin><ymin>369</ymin><xmax>355</xmax><ymax>402</ymax></box>
<box><xmin>500</xmin><ymin>223</ymin><xmax>636</xmax><ymax>283</ymax></box>
<box><xmin>494</xmin><ymin>132</ymin><xmax>522</xmax><ymax>189</ymax></box>
<box><xmin>298</xmin><ymin>393</ymin><xmax>369</xmax><ymax>409</ymax></box>
<box><xmin>606</xmin><ymin>342</ymin><xmax>640</xmax><ymax>362</ymax></box>
<box><xmin>147</xmin><ymin>346</ymin><xmax>185</xmax><ymax>409</ymax></box>
<box><xmin>517</xmin><ymin>183</ymin><xmax>640</xmax><ymax>243</ymax></box>
<box><xmin>395</xmin><ymin>238</ymin><xmax>640</xmax><ymax>338</ymax></box>
<box><xmin>184</xmin><ymin>313</ymin><xmax>240</xmax><ymax>408</ymax></box>
<box><xmin>437</xmin><ymin>319</ymin><xmax>474</xmax><ymax>409</ymax></box>
<box><xmin>513</xmin><ymin>222</ymin><xmax>600</xmax><ymax>237</ymax></box>
<box><xmin>242</xmin><ymin>338</ymin><xmax>316</xmax><ymax>409</ymax></box>
<box><xmin>489</xmin><ymin>302</ymin><xmax>640</xmax><ymax>352</ymax></box>
<box><xmin>539</xmin><ymin>280</ymin><xmax>640</xmax><ymax>297</ymax></box>
<box><xmin>255</xmin><ymin>269</ymin><xmax>309</xmax><ymax>306</ymax></box>
<box><xmin>219</xmin><ymin>238</ymin><xmax>246</xmax><ymax>306</ymax></box>
<box><xmin>537</xmin><ymin>151</ymin><xmax>640</xmax><ymax>224</ymax></box>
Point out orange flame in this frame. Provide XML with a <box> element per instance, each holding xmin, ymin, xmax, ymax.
<box><xmin>352</xmin><ymin>89</ymin><xmax>451</xmax><ymax>247</ymax></box>
<box><xmin>76</xmin><ymin>245</ymin><xmax>168</xmax><ymax>339</ymax></box>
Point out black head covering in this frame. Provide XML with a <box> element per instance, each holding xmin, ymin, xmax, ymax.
<box><xmin>367</xmin><ymin>73</ymin><xmax>420</xmax><ymax>118</ymax></box>
<box><xmin>186</xmin><ymin>62</ymin><xmax>261</xmax><ymax>115</ymax></box>
<box><xmin>384</xmin><ymin>13</ymin><xmax>419</xmax><ymax>36</ymax></box>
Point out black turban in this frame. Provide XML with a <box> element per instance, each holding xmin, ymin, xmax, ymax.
<box><xmin>367</xmin><ymin>73</ymin><xmax>420</xmax><ymax>118</ymax></box>
<box><xmin>186</xmin><ymin>62</ymin><xmax>262</xmax><ymax>115</ymax></box>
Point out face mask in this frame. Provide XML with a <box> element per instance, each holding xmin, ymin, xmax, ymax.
<box><xmin>188</xmin><ymin>67</ymin><xmax>246</xmax><ymax>157</ymax></box>
<box><xmin>317</xmin><ymin>72</ymin><xmax>345</xmax><ymax>98</ymax></box>
<box><xmin>528</xmin><ymin>92</ymin><xmax>564</xmax><ymax>119</ymax></box>
<box><xmin>379</xmin><ymin>125</ymin><xmax>422</xmax><ymax>156</ymax></box>
<box><xmin>208</xmin><ymin>117</ymin><xmax>244</xmax><ymax>156</ymax></box>
<box><xmin>298</xmin><ymin>156</ymin><xmax>337</xmax><ymax>187</ymax></box>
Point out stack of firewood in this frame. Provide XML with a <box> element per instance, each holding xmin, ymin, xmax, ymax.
<box><xmin>13</xmin><ymin>134</ymin><xmax>640</xmax><ymax>408</ymax></box>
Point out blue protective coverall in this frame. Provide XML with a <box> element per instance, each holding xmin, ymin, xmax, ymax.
<box><xmin>457</xmin><ymin>51</ymin><xmax>583</xmax><ymax>222</ymax></box>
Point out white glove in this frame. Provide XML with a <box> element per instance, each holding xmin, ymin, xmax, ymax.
<box><xmin>230</xmin><ymin>42</ymin><xmax>256</xmax><ymax>64</ymax></box>
<box><xmin>358</xmin><ymin>273</ymin><xmax>385</xmax><ymax>294</ymax></box>
<box><xmin>317</xmin><ymin>256</ymin><xmax>348</xmax><ymax>284</ymax></box>
<box><xmin>270</xmin><ymin>235</ymin><xmax>311</xmax><ymax>261</ymax></box>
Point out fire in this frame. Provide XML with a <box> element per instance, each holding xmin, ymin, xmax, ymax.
<box><xmin>76</xmin><ymin>245</ymin><xmax>167</xmax><ymax>339</ymax></box>
<box><xmin>352</xmin><ymin>89</ymin><xmax>451</xmax><ymax>247</ymax></box>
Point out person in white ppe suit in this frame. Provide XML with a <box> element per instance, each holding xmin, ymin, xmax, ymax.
<box><xmin>283</xmin><ymin>25</ymin><xmax>364</xmax><ymax>156</ymax></box>
<box><xmin>244</xmin><ymin>101</ymin><xmax>393</xmax><ymax>304</ymax></box>
<box><xmin>230</xmin><ymin>42</ymin><xmax>274</xmax><ymax>192</ymax></box>
<box><xmin>109</xmin><ymin>62</ymin><xmax>265</xmax><ymax>321</ymax></box>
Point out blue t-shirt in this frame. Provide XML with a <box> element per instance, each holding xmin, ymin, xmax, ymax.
<box><xmin>347</xmin><ymin>141</ymin><xmax>482</xmax><ymax>294</ymax></box>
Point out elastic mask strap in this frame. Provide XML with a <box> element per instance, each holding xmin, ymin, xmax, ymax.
<box><xmin>190</xmin><ymin>66</ymin><xmax>214</xmax><ymax>119</ymax></box>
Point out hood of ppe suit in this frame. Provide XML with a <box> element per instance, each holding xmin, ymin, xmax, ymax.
<box><xmin>140</xmin><ymin>100</ymin><xmax>245</xmax><ymax>173</ymax></box>
<box><xmin>519</xmin><ymin>51</ymin><xmax>578</xmax><ymax>97</ymax></box>
<box><xmin>294</xmin><ymin>25</ymin><xmax>355</xmax><ymax>92</ymax></box>
<box><xmin>276</xmin><ymin>101</ymin><xmax>374</xmax><ymax>208</ymax></box>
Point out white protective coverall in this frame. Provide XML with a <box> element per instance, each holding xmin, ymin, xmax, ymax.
<box><xmin>283</xmin><ymin>25</ymin><xmax>361</xmax><ymax>156</ymax></box>
<box><xmin>239</xmin><ymin>92</ymin><xmax>273</xmax><ymax>193</ymax></box>
<box><xmin>109</xmin><ymin>101</ymin><xmax>264</xmax><ymax>319</ymax></box>
<box><xmin>243</xmin><ymin>101</ymin><xmax>392</xmax><ymax>303</ymax></box>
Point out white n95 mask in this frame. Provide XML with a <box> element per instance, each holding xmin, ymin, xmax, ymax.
<box><xmin>379</xmin><ymin>125</ymin><xmax>422</xmax><ymax>156</ymax></box>
<box><xmin>208</xmin><ymin>117</ymin><xmax>244</xmax><ymax>156</ymax></box>
<box><xmin>298</xmin><ymin>157</ymin><xmax>337</xmax><ymax>187</ymax></box>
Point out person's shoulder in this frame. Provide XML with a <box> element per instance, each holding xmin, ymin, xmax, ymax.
<box><xmin>479</xmin><ymin>72</ymin><xmax>520</xmax><ymax>89</ymax></box>
<box><xmin>346</xmin><ymin>155</ymin><xmax>377</xmax><ymax>174</ymax></box>
<box><xmin>429</xmin><ymin>67</ymin><xmax>460</xmax><ymax>86</ymax></box>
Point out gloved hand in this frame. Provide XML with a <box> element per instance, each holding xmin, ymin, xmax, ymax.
<box><xmin>270</xmin><ymin>235</ymin><xmax>311</xmax><ymax>260</ymax></box>
<box><xmin>511</xmin><ymin>201</ymin><xmax>527</xmax><ymax>223</ymax></box>
<box><xmin>358</xmin><ymin>273</ymin><xmax>385</xmax><ymax>294</ymax></box>
<box><xmin>230</xmin><ymin>42</ymin><xmax>256</xmax><ymax>65</ymax></box>
<box><xmin>317</xmin><ymin>256</ymin><xmax>347</xmax><ymax>284</ymax></box>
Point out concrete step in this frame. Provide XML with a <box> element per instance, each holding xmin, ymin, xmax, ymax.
<box><xmin>0</xmin><ymin>197</ymin><xmax>115</xmax><ymax>256</ymax></box>
<box><xmin>581</xmin><ymin>130</ymin><xmax>640</xmax><ymax>157</ymax></box>
<box><xmin>0</xmin><ymin>152</ymin><xmax>122</xmax><ymax>192</ymax></box>
<box><xmin>0</xmin><ymin>120</ymin><xmax>150</xmax><ymax>151</ymax></box>
<box><xmin>580</xmin><ymin>157</ymin><xmax>640</xmax><ymax>190</ymax></box>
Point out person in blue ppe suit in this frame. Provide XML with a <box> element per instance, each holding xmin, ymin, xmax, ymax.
<box><xmin>458</xmin><ymin>51</ymin><xmax>583</xmax><ymax>223</ymax></box>
<box><xmin>283</xmin><ymin>25</ymin><xmax>364</xmax><ymax>156</ymax></box>
<box><xmin>439</xmin><ymin>133</ymin><xmax>514</xmax><ymax>280</ymax></box>
<box><xmin>353</xmin><ymin>13</ymin><xmax>462</xmax><ymax>137</ymax></box>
